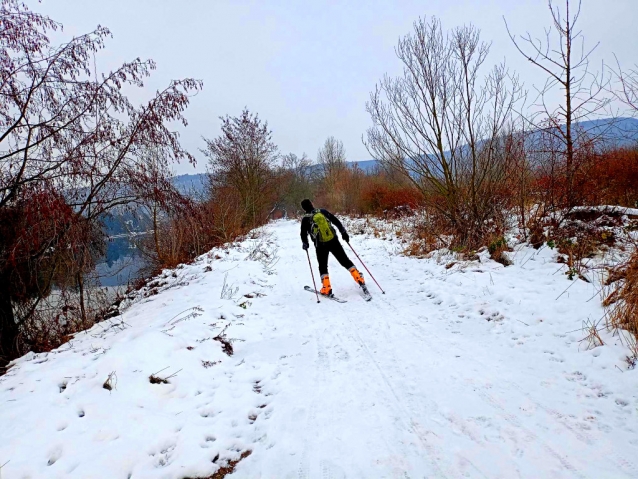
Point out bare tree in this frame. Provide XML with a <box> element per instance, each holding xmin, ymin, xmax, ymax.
<box><xmin>505</xmin><ymin>0</ymin><xmax>611</xmax><ymax>207</ymax></box>
<box><xmin>317</xmin><ymin>136</ymin><xmax>347</xmax><ymax>210</ymax></box>
<box><xmin>365</xmin><ymin>17</ymin><xmax>522</xmax><ymax>248</ymax></box>
<box><xmin>274</xmin><ymin>152</ymin><xmax>313</xmax><ymax>215</ymax></box>
<box><xmin>282</xmin><ymin>152</ymin><xmax>313</xmax><ymax>181</ymax></box>
<box><xmin>317</xmin><ymin>136</ymin><xmax>346</xmax><ymax>177</ymax></box>
<box><xmin>202</xmin><ymin>108</ymin><xmax>278</xmax><ymax>228</ymax></box>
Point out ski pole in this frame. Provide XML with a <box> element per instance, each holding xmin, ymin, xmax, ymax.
<box><xmin>347</xmin><ymin>242</ymin><xmax>385</xmax><ymax>294</ymax></box>
<box><xmin>306</xmin><ymin>249</ymin><xmax>320</xmax><ymax>303</ymax></box>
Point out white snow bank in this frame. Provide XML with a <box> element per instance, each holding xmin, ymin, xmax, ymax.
<box><xmin>569</xmin><ymin>205</ymin><xmax>638</xmax><ymax>217</ymax></box>
<box><xmin>1</xmin><ymin>220</ymin><xmax>637</xmax><ymax>478</ymax></box>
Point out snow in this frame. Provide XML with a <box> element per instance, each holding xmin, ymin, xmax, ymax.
<box><xmin>1</xmin><ymin>219</ymin><xmax>638</xmax><ymax>478</ymax></box>
<box><xmin>570</xmin><ymin>205</ymin><xmax>638</xmax><ymax>218</ymax></box>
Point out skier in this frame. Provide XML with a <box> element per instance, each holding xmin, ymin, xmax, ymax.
<box><xmin>300</xmin><ymin>199</ymin><xmax>368</xmax><ymax>298</ymax></box>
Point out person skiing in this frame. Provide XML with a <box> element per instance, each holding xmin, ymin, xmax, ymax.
<box><xmin>300</xmin><ymin>198</ymin><xmax>368</xmax><ymax>298</ymax></box>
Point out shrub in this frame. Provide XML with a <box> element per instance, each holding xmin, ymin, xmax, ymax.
<box><xmin>139</xmin><ymin>188</ymin><xmax>250</xmax><ymax>271</ymax></box>
<box><xmin>587</xmin><ymin>148</ymin><xmax>638</xmax><ymax>207</ymax></box>
<box><xmin>359</xmin><ymin>181</ymin><xmax>421</xmax><ymax>216</ymax></box>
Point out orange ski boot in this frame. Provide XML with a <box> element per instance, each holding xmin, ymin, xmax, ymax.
<box><xmin>350</xmin><ymin>267</ymin><xmax>372</xmax><ymax>300</ymax></box>
<box><xmin>349</xmin><ymin>267</ymin><xmax>365</xmax><ymax>286</ymax></box>
<box><xmin>320</xmin><ymin>274</ymin><xmax>332</xmax><ymax>296</ymax></box>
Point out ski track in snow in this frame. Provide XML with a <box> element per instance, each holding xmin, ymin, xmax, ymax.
<box><xmin>1</xmin><ymin>219</ymin><xmax>638</xmax><ymax>478</ymax></box>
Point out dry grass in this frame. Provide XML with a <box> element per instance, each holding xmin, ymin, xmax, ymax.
<box><xmin>403</xmin><ymin>213</ymin><xmax>451</xmax><ymax>257</ymax></box>
<box><xmin>400</xmin><ymin>203</ymin><xmax>512</xmax><ymax>258</ymax></box>
<box><xmin>605</xmin><ymin>251</ymin><xmax>638</xmax><ymax>348</ymax></box>
<box><xmin>579</xmin><ymin>317</ymin><xmax>605</xmax><ymax>350</ymax></box>
<box><xmin>16</xmin><ymin>285</ymin><xmax>115</xmax><ymax>357</ymax></box>
<box><xmin>488</xmin><ymin>236</ymin><xmax>512</xmax><ymax>266</ymax></box>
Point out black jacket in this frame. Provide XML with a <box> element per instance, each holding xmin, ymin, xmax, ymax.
<box><xmin>300</xmin><ymin>209</ymin><xmax>346</xmax><ymax>247</ymax></box>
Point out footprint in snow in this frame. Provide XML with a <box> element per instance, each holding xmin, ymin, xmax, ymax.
<box><xmin>47</xmin><ymin>445</ymin><xmax>63</xmax><ymax>466</ymax></box>
<box><xmin>566</xmin><ymin>371</ymin><xmax>587</xmax><ymax>383</ymax></box>
<box><xmin>153</xmin><ymin>444</ymin><xmax>176</xmax><ymax>468</ymax></box>
<box><xmin>200</xmin><ymin>436</ymin><xmax>217</xmax><ymax>449</ymax></box>
<box><xmin>615</xmin><ymin>398</ymin><xmax>629</xmax><ymax>407</ymax></box>
<box><xmin>200</xmin><ymin>408</ymin><xmax>218</xmax><ymax>418</ymax></box>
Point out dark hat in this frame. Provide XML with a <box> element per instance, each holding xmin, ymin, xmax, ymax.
<box><xmin>301</xmin><ymin>199</ymin><xmax>314</xmax><ymax>213</ymax></box>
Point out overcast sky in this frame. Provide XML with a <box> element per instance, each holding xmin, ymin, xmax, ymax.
<box><xmin>34</xmin><ymin>0</ymin><xmax>637</xmax><ymax>174</ymax></box>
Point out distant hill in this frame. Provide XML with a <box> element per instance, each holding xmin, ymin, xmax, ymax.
<box><xmin>529</xmin><ymin>117</ymin><xmax>638</xmax><ymax>148</ymax></box>
<box><xmin>169</xmin><ymin>161</ymin><xmax>382</xmax><ymax>199</ymax></box>
<box><xmin>171</xmin><ymin>173</ymin><xmax>208</xmax><ymax>196</ymax></box>
<box><xmin>102</xmin><ymin>208</ymin><xmax>151</xmax><ymax>236</ymax></box>
<box><xmin>350</xmin><ymin>159</ymin><xmax>381</xmax><ymax>172</ymax></box>
<box><xmin>169</xmin><ymin>117</ymin><xmax>638</xmax><ymax>195</ymax></box>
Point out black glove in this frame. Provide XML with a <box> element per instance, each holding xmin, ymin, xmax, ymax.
<box><xmin>302</xmin><ymin>242</ymin><xmax>309</xmax><ymax>251</ymax></box>
<box><xmin>342</xmin><ymin>231</ymin><xmax>350</xmax><ymax>243</ymax></box>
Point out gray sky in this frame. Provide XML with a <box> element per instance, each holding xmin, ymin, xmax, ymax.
<box><xmin>35</xmin><ymin>0</ymin><xmax>637</xmax><ymax>174</ymax></box>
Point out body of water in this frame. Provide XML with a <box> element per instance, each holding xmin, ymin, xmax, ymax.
<box><xmin>95</xmin><ymin>235</ymin><xmax>147</xmax><ymax>287</ymax></box>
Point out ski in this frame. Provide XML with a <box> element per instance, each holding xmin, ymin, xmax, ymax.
<box><xmin>304</xmin><ymin>286</ymin><xmax>347</xmax><ymax>303</ymax></box>
<box><xmin>360</xmin><ymin>284</ymin><xmax>372</xmax><ymax>302</ymax></box>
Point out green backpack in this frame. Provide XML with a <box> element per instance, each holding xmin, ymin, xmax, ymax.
<box><xmin>307</xmin><ymin>209</ymin><xmax>335</xmax><ymax>243</ymax></box>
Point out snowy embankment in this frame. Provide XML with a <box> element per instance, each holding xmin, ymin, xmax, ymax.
<box><xmin>1</xmin><ymin>219</ymin><xmax>638</xmax><ymax>478</ymax></box>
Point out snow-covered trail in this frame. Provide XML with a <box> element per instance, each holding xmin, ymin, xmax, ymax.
<box><xmin>1</xmin><ymin>219</ymin><xmax>637</xmax><ymax>478</ymax></box>
<box><xmin>256</xmin><ymin>221</ymin><xmax>638</xmax><ymax>479</ymax></box>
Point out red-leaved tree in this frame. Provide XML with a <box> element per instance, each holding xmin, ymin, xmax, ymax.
<box><xmin>0</xmin><ymin>0</ymin><xmax>201</xmax><ymax>364</ymax></box>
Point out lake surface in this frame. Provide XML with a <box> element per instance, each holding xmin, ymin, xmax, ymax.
<box><xmin>95</xmin><ymin>235</ymin><xmax>147</xmax><ymax>286</ymax></box>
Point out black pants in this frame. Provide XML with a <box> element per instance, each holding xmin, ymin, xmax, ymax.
<box><xmin>316</xmin><ymin>238</ymin><xmax>354</xmax><ymax>276</ymax></box>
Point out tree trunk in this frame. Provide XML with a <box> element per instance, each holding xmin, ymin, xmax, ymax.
<box><xmin>564</xmin><ymin>0</ymin><xmax>574</xmax><ymax>208</ymax></box>
<box><xmin>0</xmin><ymin>287</ymin><xmax>18</xmax><ymax>366</ymax></box>
<box><xmin>77</xmin><ymin>272</ymin><xmax>87</xmax><ymax>325</ymax></box>
<box><xmin>153</xmin><ymin>205</ymin><xmax>162</xmax><ymax>263</ymax></box>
